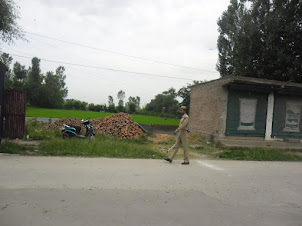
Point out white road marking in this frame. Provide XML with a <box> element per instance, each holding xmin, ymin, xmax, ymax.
<box><xmin>197</xmin><ymin>161</ymin><xmax>225</xmax><ymax>171</ymax></box>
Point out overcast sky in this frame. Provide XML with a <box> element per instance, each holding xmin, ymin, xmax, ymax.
<box><xmin>2</xmin><ymin>0</ymin><xmax>230</xmax><ymax>106</ymax></box>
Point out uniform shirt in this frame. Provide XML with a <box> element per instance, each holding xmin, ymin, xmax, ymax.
<box><xmin>176</xmin><ymin>113</ymin><xmax>189</xmax><ymax>132</ymax></box>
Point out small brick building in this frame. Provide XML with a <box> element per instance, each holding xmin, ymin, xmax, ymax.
<box><xmin>189</xmin><ymin>76</ymin><xmax>302</xmax><ymax>141</ymax></box>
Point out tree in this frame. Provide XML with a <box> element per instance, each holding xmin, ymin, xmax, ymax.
<box><xmin>107</xmin><ymin>104</ymin><xmax>116</xmax><ymax>113</ymax></box>
<box><xmin>27</xmin><ymin>57</ymin><xmax>43</xmax><ymax>106</ymax></box>
<box><xmin>117</xmin><ymin>90</ymin><xmax>125</xmax><ymax>107</ymax></box>
<box><xmin>0</xmin><ymin>0</ymin><xmax>25</xmax><ymax>44</ymax></box>
<box><xmin>38</xmin><ymin>67</ymin><xmax>68</xmax><ymax>108</ymax></box>
<box><xmin>217</xmin><ymin>0</ymin><xmax>302</xmax><ymax>82</ymax></box>
<box><xmin>13</xmin><ymin>61</ymin><xmax>26</xmax><ymax>80</ymax></box>
<box><xmin>95</xmin><ymin>104</ymin><xmax>106</xmax><ymax>112</ymax></box>
<box><xmin>63</xmin><ymin>99</ymin><xmax>87</xmax><ymax>110</ymax></box>
<box><xmin>0</xmin><ymin>54</ymin><xmax>27</xmax><ymax>90</ymax></box>
<box><xmin>107</xmin><ymin>95</ymin><xmax>116</xmax><ymax>112</ymax></box>
<box><xmin>88</xmin><ymin>103</ymin><xmax>96</xmax><ymax>111</ymax></box>
<box><xmin>0</xmin><ymin>52</ymin><xmax>12</xmax><ymax>67</ymax></box>
<box><xmin>11</xmin><ymin>61</ymin><xmax>27</xmax><ymax>90</ymax></box>
<box><xmin>162</xmin><ymin>88</ymin><xmax>177</xmax><ymax>97</ymax></box>
<box><xmin>145</xmin><ymin>88</ymin><xmax>179</xmax><ymax>115</ymax></box>
<box><xmin>177</xmin><ymin>81</ymin><xmax>203</xmax><ymax>112</ymax></box>
<box><xmin>128</xmin><ymin>103</ymin><xmax>137</xmax><ymax>114</ymax></box>
<box><xmin>0</xmin><ymin>52</ymin><xmax>13</xmax><ymax>88</ymax></box>
<box><xmin>126</xmin><ymin>96</ymin><xmax>141</xmax><ymax>113</ymax></box>
<box><xmin>108</xmin><ymin>95</ymin><xmax>114</xmax><ymax>106</ymax></box>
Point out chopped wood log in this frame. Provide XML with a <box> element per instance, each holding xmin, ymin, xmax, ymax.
<box><xmin>47</xmin><ymin>113</ymin><xmax>144</xmax><ymax>139</ymax></box>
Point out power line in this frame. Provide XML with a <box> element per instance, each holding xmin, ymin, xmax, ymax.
<box><xmin>25</xmin><ymin>31</ymin><xmax>217</xmax><ymax>73</ymax></box>
<box><xmin>4</xmin><ymin>47</ymin><xmax>129</xmax><ymax>85</ymax></box>
<box><xmin>8</xmin><ymin>53</ymin><xmax>195</xmax><ymax>81</ymax></box>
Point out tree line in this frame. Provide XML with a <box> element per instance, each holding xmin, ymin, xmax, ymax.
<box><xmin>1</xmin><ymin>52</ymin><xmax>202</xmax><ymax>116</ymax></box>
<box><xmin>217</xmin><ymin>0</ymin><xmax>302</xmax><ymax>82</ymax></box>
<box><xmin>1</xmin><ymin>53</ymin><xmax>68</xmax><ymax>108</ymax></box>
<box><xmin>62</xmin><ymin>82</ymin><xmax>202</xmax><ymax>118</ymax></box>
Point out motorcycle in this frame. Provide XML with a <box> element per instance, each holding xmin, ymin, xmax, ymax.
<box><xmin>62</xmin><ymin>119</ymin><xmax>95</xmax><ymax>139</ymax></box>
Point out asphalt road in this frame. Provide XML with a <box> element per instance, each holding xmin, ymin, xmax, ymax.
<box><xmin>0</xmin><ymin>155</ymin><xmax>301</xmax><ymax>226</ymax></box>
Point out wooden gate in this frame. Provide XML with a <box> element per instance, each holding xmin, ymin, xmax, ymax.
<box><xmin>3</xmin><ymin>90</ymin><xmax>27</xmax><ymax>139</ymax></box>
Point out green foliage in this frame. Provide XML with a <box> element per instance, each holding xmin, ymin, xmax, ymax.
<box><xmin>38</xmin><ymin>135</ymin><xmax>165</xmax><ymax>159</ymax></box>
<box><xmin>145</xmin><ymin>88</ymin><xmax>179</xmax><ymax>115</ymax></box>
<box><xmin>126</xmin><ymin>96</ymin><xmax>140</xmax><ymax>113</ymax></box>
<box><xmin>116</xmin><ymin>104</ymin><xmax>126</xmax><ymax>113</ymax></box>
<box><xmin>218</xmin><ymin>147</ymin><xmax>302</xmax><ymax>161</ymax></box>
<box><xmin>27</xmin><ymin>57</ymin><xmax>43</xmax><ymax>106</ymax></box>
<box><xmin>0</xmin><ymin>52</ymin><xmax>13</xmax><ymax>88</ymax></box>
<box><xmin>26</xmin><ymin>107</ymin><xmax>180</xmax><ymax>125</ymax></box>
<box><xmin>1</xmin><ymin>53</ymin><xmax>28</xmax><ymax>90</ymax></box>
<box><xmin>64</xmin><ymin>99</ymin><xmax>87</xmax><ymax>110</ymax></box>
<box><xmin>217</xmin><ymin>0</ymin><xmax>302</xmax><ymax>82</ymax></box>
<box><xmin>137</xmin><ymin>109</ymin><xmax>179</xmax><ymax>119</ymax></box>
<box><xmin>87</xmin><ymin>103</ymin><xmax>107</xmax><ymax>112</ymax></box>
<box><xmin>95</xmin><ymin>104</ymin><xmax>106</xmax><ymax>112</ymax></box>
<box><xmin>0</xmin><ymin>141</ymin><xmax>32</xmax><ymax>154</ymax></box>
<box><xmin>0</xmin><ymin>0</ymin><xmax>24</xmax><ymax>43</ymax></box>
<box><xmin>177</xmin><ymin>81</ymin><xmax>204</xmax><ymax>112</ymax></box>
<box><xmin>1</xmin><ymin>53</ymin><xmax>68</xmax><ymax>108</ymax></box>
<box><xmin>87</xmin><ymin>103</ymin><xmax>96</xmax><ymax>111</ymax></box>
<box><xmin>117</xmin><ymin>90</ymin><xmax>125</xmax><ymax>107</ymax></box>
<box><xmin>38</xmin><ymin>67</ymin><xmax>68</xmax><ymax>108</ymax></box>
<box><xmin>128</xmin><ymin>102</ymin><xmax>137</xmax><ymax>114</ymax></box>
<box><xmin>0</xmin><ymin>135</ymin><xmax>165</xmax><ymax>159</ymax></box>
<box><xmin>26</xmin><ymin>119</ymin><xmax>61</xmax><ymax>140</ymax></box>
<box><xmin>108</xmin><ymin>95</ymin><xmax>114</xmax><ymax>106</ymax></box>
<box><xmin>11</xmin><ymin>61</ymin><xmax>27</xmax><ymax>90</ymax></box>
<box><xmin>107</xmin><ymin>104</ymin><xmax>117</xmax><ymax>113</ymax></box>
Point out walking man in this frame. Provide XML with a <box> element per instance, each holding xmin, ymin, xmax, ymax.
<box><xmin>165</xmin><ymin>106</ymin><xmax>190</xmax><ymax>165</ymax></box>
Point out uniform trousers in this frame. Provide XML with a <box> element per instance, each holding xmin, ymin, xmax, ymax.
<box><xmin>169</xmin><ymin>130</ymin><xmax>189</xmax><ymax>162</ymax></box>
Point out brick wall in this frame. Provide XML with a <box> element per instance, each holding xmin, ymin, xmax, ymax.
<box><xmin>189</xmin><ymin>80</ymin><xmax>228</xmax><ymax>137</ymax></box>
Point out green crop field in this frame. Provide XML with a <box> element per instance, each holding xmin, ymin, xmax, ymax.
<box><xmin>26</xmin><ymin>107</ymin><xmax>179</xmax><ymax>126</ymax></box>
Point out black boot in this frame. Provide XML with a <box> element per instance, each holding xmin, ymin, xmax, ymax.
<box><xmin>164</xmin><ymin>158</ymin><xmax>172</xmax><ymax>163</ymax></box>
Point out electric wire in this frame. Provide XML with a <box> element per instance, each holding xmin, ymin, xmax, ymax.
<box><xmin>8</xmin><ymin>53</ymin><xmax>195</xmax><ymax>81</ymax></box>
<box><xmin>25</xmin><ymin>31</ymin><xmax>217</xmax><ymax>73</ymax></box>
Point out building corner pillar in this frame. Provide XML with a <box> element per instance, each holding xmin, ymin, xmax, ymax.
<box><xmin>265</xmin><ymin>92</ymin><xmax>274</xmax><ymax>140</ymax></box>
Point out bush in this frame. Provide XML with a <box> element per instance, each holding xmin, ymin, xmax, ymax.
<box><xmin>26</xmin><ymin>119</ymin><xmax>61</xmax><ymax>140</ymax></box>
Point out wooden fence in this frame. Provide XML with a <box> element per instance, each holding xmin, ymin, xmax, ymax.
<box><xmin>3</xmin><ymin>90</ymin><xmax>27</xmax><ymax>139</ymax></box>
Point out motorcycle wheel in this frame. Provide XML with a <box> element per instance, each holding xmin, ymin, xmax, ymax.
<box><xmin>62</xmin><ymin>133</ymin><xmax>69</xmax><ymax>139</ymax></box>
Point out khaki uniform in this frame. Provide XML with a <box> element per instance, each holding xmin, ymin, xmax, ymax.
<box><xmin>169</xmin><ymin>113</ymin><xmax>189</xmax><ymax>162</ymax></box>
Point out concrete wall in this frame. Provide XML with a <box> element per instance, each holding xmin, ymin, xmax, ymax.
<box><xmin>189</xmin><ymin>80</ymin><xmax>228</xmax><ymax>138</ymax></box>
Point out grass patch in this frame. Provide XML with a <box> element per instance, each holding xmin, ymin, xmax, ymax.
<box><xmin>26</xmin><ymin>107</ymin><xmax>179</xmax><ymax>126</ymax></box>
<box><xmin>26</xmin><ymin>119</ymin><xmax>61</xmax><ymax>140</ymax></box>
<box><xmin>4</xmin><ymin>121</ymin><xmax>302</xmax><ymax>161</ymax></box>
<box><xmin>1</xmin><ymin>134</ymin><xmax>165</xmax><ymax>159</ymax></box>
<box><xmin>0</xmin><ymin>141</ymin><xmax>26</xmax><ymax>154</ymax></box>
<box><xmin>38</xmin><ymin>135</ymin><xmax>165</xmax><ymax>159</ymax></box>
<box><xmin>217</xmin><ymin>147</ymin><xmax>302</xmax><ymax>161</ymax></box>
<box><xmin>0</xmin><ymin>141</ymin><xmax>35</xmax><ymax>155</ymax></box>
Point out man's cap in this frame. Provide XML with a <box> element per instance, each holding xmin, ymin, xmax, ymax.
<box><xmin>180</xmin><ymin>106</ymin><xmax>187</xmax><ymax>110</ymax></box>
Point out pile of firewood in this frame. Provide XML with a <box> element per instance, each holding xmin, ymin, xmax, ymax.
<box><xmin>47</xmin><ymin>117</ymin><xmax>87</xmax><ymax>131</ymax></box>
<box><xmin>94</xmin><ymin>113</ymin><xmax>144</xmax><ymax>139</ymax></box>
<box><xmin>47</xmin><ymin>113</ymin><xmax>144</xmax><ymax>139</ymax></box>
